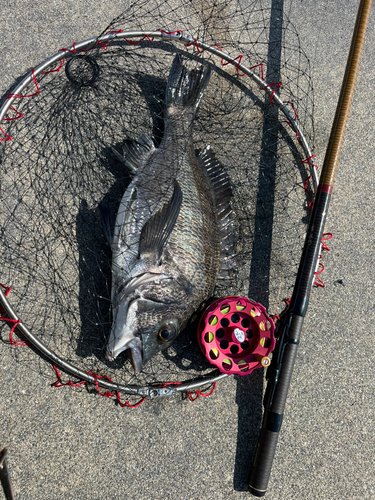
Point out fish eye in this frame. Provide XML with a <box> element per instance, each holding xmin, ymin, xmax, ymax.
<box><xmin>158</xmin><ymin>325</ymin><xmax>177</xmax><ymax>342</ymax></box>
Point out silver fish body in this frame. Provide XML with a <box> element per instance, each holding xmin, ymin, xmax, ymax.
<box><xmin>105</xmin><ymin>55</ymin><xmax>233</xmax><ymax>372</ymax></box>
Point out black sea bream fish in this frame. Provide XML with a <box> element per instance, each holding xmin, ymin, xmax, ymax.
<box><xmin>105</xmin><ymin>54</ymin><xmax>234</xmax><ymax>372</ymax></box>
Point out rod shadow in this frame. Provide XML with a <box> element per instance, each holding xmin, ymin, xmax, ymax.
<box><xmin>233</xmin><ymin>0</ymin><xmax>293</xmax><ymax>490</ymax></box>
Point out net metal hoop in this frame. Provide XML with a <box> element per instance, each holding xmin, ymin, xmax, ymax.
<box><xmin>0</xmin><ymin>30</ymin><xmax>318</xmax><ymax>398</ymax></box>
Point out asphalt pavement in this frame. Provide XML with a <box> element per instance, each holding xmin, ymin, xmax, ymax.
<box><xmin>0</xmin><ymin>1</ymin><xmax>374</xmax><ymax>499</ymax></box>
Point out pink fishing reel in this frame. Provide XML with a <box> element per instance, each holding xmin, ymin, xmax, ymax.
<box><xmin>197</xmin><ymin>296</ymin><xmax>276</xmax><ymax>376</ymax></box>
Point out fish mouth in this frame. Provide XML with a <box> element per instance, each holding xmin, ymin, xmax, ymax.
<box><xmin>106</xmin><ymin>336</ymin><xmax>143</xmax><ymax>373</ymax></box>
<box><xmin>106</xmin><ymin>295</ymin><xmax>168</xmax><ymax>373</ymax></box>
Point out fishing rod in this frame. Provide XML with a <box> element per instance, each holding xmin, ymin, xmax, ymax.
<box><xmin>248</xmin><ymin>0</ymin><xmax>373</xmax><ymax>495</ymax></box>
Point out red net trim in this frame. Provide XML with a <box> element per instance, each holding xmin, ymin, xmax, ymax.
<box><xmin>320</xmin><ymin>232</ymin><xmax>332</xmax><ymax>251</ymax></box>
<box><xmin>302</xmin><ymin>155</ymin><xmax>319</xmax><ymax>196</ymax></box>
<box><xmin>0</xmin><ymin>127</ymin><xmax>12</xmax><ymax>141</ymax></box>
<box><xmin>52</xmin><ymin>365</ymin><xmax>87</xmax><ymax>388</ymax></box>
<box><xmin>0</xmin><ymin>284</ymin><xmax>31</xmax><ymax>346</ymax></box>
<box><xmin>259</xmin><ymin>81</ymin><xmax>282</xmax><ymax>103</ymax></box>
<box><xmin>220</xmin><ymin>54</ymin><xmax>246</xmax><ymax>76</ymax></box>
<box><xmin>52</xmin><ymin>365</ymin><xmax>145</xmax><ymax>408</ymax></box>
<box><xmin>6</xmin><ymin>68</ymin><xmax>39</xmax><ymax>99</ymax></box>
<box><xmin>187</xmin><ymin>382</ymin><xmax>216</xmax><ymax>401</ymax></box>
<box><xmin>283</xmin><ymin>101</ymin><xmax>301</xmax><ymax>143</ymax></box>
<box><xmin>2</xmin><ymin>105</ymin><xmax>24</xmax><ymax>121</ymax></box>
<box><xmin>84</xmin><ymin>371</ymin><xmax>146</xmax><ymax>407</ymax></box>
<box><xmin>41</xmin><ymin>58</ymin><xmax>65</xmax><ymax>75</ymax></box>
<box><xmin>249</xmin><ymin>63</ymin><xmax>264</xmax><ymax>81</ymax></box>
<box><xmin>313</xmin><ymin>233</ymin><xmax>333</xmax><ymax>288</ymax></box>
<box><xmin>162</xmin><ymin>381</ymin><xmax>181</xmax><ymax>388</ymax></box>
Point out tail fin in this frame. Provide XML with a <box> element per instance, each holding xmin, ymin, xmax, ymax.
<box><xmin>165</xmin><ymin>55</ymin><xmax>211</xmax><ymax>116</ymax></box>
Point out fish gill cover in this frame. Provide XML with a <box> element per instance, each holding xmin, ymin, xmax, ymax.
<box><xmin>0</xmin><ymin>0</ymin><xmax>315</xmax><ymax>399</ymax></box>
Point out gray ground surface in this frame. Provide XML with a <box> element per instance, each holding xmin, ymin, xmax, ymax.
<box><xmin>0</xmin><ymin>1</ymin><xmax>374</xmax><ymax>499</ymax></box>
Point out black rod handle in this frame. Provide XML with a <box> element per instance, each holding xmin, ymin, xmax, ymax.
<box><xmin>248</xmin><ymin>427</ymin><xmax>279</xmax><ymax>497</ymax></box>
<box><xmin>248</xmin><ymin>314</ymin><xmax>303</xmax><ymax>495</ymax></box>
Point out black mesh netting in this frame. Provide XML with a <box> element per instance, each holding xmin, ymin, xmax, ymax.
<box><xmin>0</xmin><ymin>0</ymin><xmax>315</xmax><ymax>398</ymax></box>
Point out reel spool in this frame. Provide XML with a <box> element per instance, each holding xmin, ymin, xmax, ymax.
<box><xmin>197</xmin><ymin>297</ymin><xmax>276</xmax><ymax>376</ymax></box>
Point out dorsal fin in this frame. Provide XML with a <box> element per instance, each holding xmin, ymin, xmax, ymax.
<box><xmin>111</xmin><ymin>133</ymin><xmax>155</xmax><ymax>174</ymax></box>
<box><xmin>200</xmin><ymin>146</ymin><xmax>238</xmax><ymax>289</ymax></box>
<box><xmin>138</xmin><ymin>182</ymin><xmax>183</xmax><ymax>262</ymax></box>
<box><xmin>200</xmin><ymin>146</ymin><xmax>232</xmax><ymax>206</ymax></box>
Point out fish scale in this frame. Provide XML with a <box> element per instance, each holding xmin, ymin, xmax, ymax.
<box><xmin>170</xmin><ymin>151</ymin><xmax>220</xmax><ymax>298</ymax></box>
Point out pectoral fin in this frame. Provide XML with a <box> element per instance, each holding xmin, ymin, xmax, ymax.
<box><xmin>138</xmin><ymin>182</ymin><xmax>182</xmax><ymax>261</ymax></box>
<box><xmin>111</xmin><ymin>133</ymin><xmax>155</xmax><ymax>174</ymax></box>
